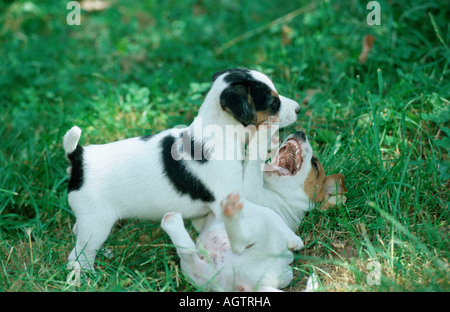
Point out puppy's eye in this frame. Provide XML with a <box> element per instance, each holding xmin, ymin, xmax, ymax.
<box><xmin>267</xmin><ymin>93</ymin><xmax>280</xmax><ymax>110</ymax></box>
<box><xmin>311</xmin><ymin>156</ymin><xmax>319</xmax><ymax>173</ymax></box>
<box><xmin>272</xmin><ymin>96</ymin><xmax>281</xmax><ymax>109</ymax></box>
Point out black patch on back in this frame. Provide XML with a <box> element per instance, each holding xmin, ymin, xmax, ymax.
<box><xmin>68</xmin><ymin>145</ymin><xmax>84</xmax><ymax>192</ymax></box>
<box><xmin>160</xmin><ymin>135</ymin><xmax>215</xmax><ymax>202</ymax></box>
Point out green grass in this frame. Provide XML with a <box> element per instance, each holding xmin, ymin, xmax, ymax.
<box><xmin>0</xmin><ymin>0</ymin><xmax>448</xmax><ymax>291</ymax></box>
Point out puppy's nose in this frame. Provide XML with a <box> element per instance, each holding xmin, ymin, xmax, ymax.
<box><xmin>295</xmin><ymin>130</ymin><xmax>306</xmax><ymax>141</ymax></box>
<box><xmin>295</xmin><ymin>106</ymin><xmax>301</xmax><ymax>115</ymax></box>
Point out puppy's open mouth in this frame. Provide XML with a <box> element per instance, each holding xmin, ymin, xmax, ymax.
<box><xmin>269</xmin><ymin>137</ymin><xmax>302</xmax><ymax>176</ymax></box>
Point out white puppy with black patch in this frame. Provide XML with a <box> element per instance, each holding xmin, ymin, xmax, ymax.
<box><xmin>161</xmin><ymin>130</ymin><xmax>347</xmax><ymax>291</ymax></box>
<box><xmin>63</xmin><ymin>68</ymin><xmax>300</xmax><ymax>271</ymax></box>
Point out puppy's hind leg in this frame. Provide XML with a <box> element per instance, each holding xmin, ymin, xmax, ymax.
<box><xmin>68</xmin><ymin>214</ymin><xmax>116</xmax><ymax>272</ymax></box>
<box><xmin>162</xmin><ymin>212</ymin><xmax>217</xmax><ymax>288</ymax></box>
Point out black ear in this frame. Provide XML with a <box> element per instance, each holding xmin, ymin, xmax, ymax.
<box><xmin>220</xmin><ymin>83</ymin><xmax>257</xmax><ymax>126</ymax></box>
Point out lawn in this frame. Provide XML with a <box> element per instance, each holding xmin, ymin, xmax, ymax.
<box><xmin>0</xmin><ymin>0</ymin><xmax>448</xmax><ymax>292</ymax></box>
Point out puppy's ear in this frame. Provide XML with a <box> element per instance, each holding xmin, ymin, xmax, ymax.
<box><xmin>220</xmin><ymin>83</ymin><xmax>257</xmax><ymax>126</ymax></box>
<box><xmin>320</xmin><ymin>173</ymin><xmax>347</xmax><ymax>210</ymax></box>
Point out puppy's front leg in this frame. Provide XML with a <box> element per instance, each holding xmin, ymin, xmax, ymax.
<box><xmin>243</xmin><ymin>123</ymin><xmax>278</xmax><ymax>195</ymax></box>
<box><xmin>285</xmin><ymin>230</ymin><xmax>304</xmax><ymax>251</ymax></box>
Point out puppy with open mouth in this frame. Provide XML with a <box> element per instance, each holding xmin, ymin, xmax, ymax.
<box><xmin>161</xmin><ymin>130</ymin><xmax>347</xmax><ymax>291</ymax></box>
<box><xmin>245</xmin><ymin>128</ymin><xmax>348</xmax><ymax>230</ymax></box>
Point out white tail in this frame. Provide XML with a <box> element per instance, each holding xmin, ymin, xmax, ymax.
<box><xmin>63</xmin><ymin>126</ymin><xmax>82</xmax><ymax>154</ymax></box>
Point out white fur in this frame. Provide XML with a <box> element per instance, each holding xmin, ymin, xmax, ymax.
<box><xmin>63</xmin><ymin>126</ymin><xmax>81</xmax><ymax>154</ymax></box>
<box><xmin>64</xmin><ymin>69</ymin><xmax>300</xmax><ymax>271</ymax></box>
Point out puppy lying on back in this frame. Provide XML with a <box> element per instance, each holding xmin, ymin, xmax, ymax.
<box><xmin>161</xmin><ymin>130</ymin><xmax>347</xmax><ymax>291</ymax></box>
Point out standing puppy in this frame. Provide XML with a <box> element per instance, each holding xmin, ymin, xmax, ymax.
<box><xmin>63</xmin><ymin>68</ymin><xmax>300</xmax><ymax>271</ymax></box>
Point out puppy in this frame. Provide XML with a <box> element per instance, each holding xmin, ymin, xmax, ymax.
<box><xmin>161</xmin><ymin>130</ymin><xmax>347</xmax><ymax>291</ymax></box>
<box><xmin>63</xmin><ymin>68</ymin><xmax>300</xmax><ymax>271</ymax></box>
<box><xmin>161</xmin><ymin>193</ymin><xmax>303</xmax><ymax>292</ymax></box>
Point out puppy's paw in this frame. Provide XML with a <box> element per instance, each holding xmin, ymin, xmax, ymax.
<box><xmin>66</xmin><ymin>261</ymin><xmax>95</xmax><ymax>286</ymax></box>
<box><xmin>221</xmin><ymin>193</ymin><xmax>243</xmax><ymax>217</ymax></box>
<box><xmin>287</xmin><ymin>236</ymin><xmax>304</xmax><ymax>251</ymax></box>
<box><xmin>99</xmin><ymin>247</ymin><xmax>114</xmax><ymax>259</ymax></box>
<box><xmin>161</xmin><ymin>212</ymin><xmax>183</xmax><ymax>230</ymax></box>
<box><xmin>67</xmin><ymin>260</ymin><xmax>96</xmax><ymax>274</ymax></box>
<box><xmin>67</xmin><ymin>260</ymin><xmax>81</xmax><ymax>271</ymax></box>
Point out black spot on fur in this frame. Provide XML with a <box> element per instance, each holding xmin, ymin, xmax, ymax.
<box><xmin>160</xmin><ymin>135</ymin><xmax>215</xmax><ymax>202</ymax></box>
<box><xmin>67</xmin><ymin>145</ymin><xmax>84</xmax><ymax>192</ymax></box>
